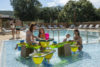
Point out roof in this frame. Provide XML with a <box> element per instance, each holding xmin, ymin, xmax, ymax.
<box><xmin>0</xmin><ymin>14</ymin><xmax>13</xmax><ymax>19</ymax></box>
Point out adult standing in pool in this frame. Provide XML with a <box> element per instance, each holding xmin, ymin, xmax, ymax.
<box><xmin>74</xmin><ymin>29</ymin><xmax>83</xmax><ymax>51</ymax></box>
<box><xmin>26</xmin><ymin>23</ymin><xmax>39</xmax><ymax>45</ymax></box>
<box><xmin>20</xmin><ymin>23</ymin><xmax>39</xmax><ymax>58</ymax></box>
<box><xmin>15</xmin><ymin>19</ymin><xmax>22</xmax><ymax>39</ymax></box>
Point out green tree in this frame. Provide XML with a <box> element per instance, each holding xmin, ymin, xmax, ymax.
<box><xmin>39</xmin><ymin>6</ymin><xmax>62</xmax><ymax>22</ymax></box>
<box><xmin>96</xmin><ymin>8</ymin><xmax>100</xmax><ymax>20</ymax></box>
<box><xmin>10</xmin><ymin>0</ymin><xmax>42</xmax><ymax>21</ymax></box>
<box><xmin>58</xmin><ymin>0</ymin><xmax>97</xmax><ymax>23</ymax></box>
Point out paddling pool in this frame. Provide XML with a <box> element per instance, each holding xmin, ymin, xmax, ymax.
<box><xmin>1</xmin><ymin>40</ymin><xmax>100</xmax><ymax>67</ymax></box>
<box><xmin>1</xmin><ymin>30</ymin><xmax>100</xmax><ymax>67</ymax></box>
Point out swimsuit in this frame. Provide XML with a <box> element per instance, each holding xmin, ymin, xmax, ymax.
<box><xmin>75</xmin><ymin>37</ymin><xmax>83</xmax><ymax>48</ymax></box>
<box><xmin>10</xmin><ymin>23</ymin><xmax>15</xmax><ymax>29</ymax></box>
<box><xmin>16</xmin><ymin>26</ymin><xmax>21</xmax><ymax>30</ymax></box>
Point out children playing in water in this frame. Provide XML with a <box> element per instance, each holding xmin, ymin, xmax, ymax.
<box><xmin>63</xmin><ymin>34</ymin><xmax>70</xmax><ymax>42</ymax></box>
<box><xmin>63</xmin><ymin>29</ymin><xmax>83</xmax><ymax>51</ymax></box>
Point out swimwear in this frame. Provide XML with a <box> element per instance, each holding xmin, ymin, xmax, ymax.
<box><xmin>16</xmin><ymin>26</ymin><xmax>21</xmax><ymax>30</ymax></box>
<box><xmin>10</xmin><ymin>23</ymin><xmax>15</xmax><ymax>29</ymax></box>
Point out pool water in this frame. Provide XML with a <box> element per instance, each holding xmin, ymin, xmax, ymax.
<box><xmin>34</xmin><ymin>30</ymin><xmax>100</xmax><ymax>44</ymax></box>
<box><xmin>1</xmin><ymin>40</ymin><xmax>100</xmax><ymax>67</ymax></box>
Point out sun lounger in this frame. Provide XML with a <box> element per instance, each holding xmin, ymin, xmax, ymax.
<box><xmin>69</xmin><ymin>24</ymin><xmax>75</xmax><ymax>29</ymax></box>
<box><xmin>41</xmin><ymin>25</ymin><xmax>46</xmax><ymax>29</ymax></box>
<box><xmin>83</xmin><ymin>25</ymin><xmax>88</xmax><ymax>29</ymax></box>
<box><xmin>48</xmin><ymin>25</ymin><xmax>53</xmax><ymax>29</ymax></box>
<box><xmin>59</xmin><ymin>25</ymin><xmax>65</xmax><ymax>28</ymax></box>
<box><xmin>88</xmin><ymin>24</ymin><xmax>94</xmax><ymax>29</ymax></box>
<box><xmin>2</xmin><ymin>28</ymin><xmax>11</xmax><ymax>32</ymax></box>
<box><xmin>54</xmin><ymin>25</ymin><xmax>58</xmax><ymax>29</ymax></box>
<box><xmin>78</xmin><ymin>25</ymin><xmax>83</xmax><ymax>29</ymax></box>
<box><xmin>36</xmin><ymin>25</ymin><xmax>39</xmax><ymax>29</ymax></box>
<box><xmin>1</xmin><ymin>28</ymin><xmax>11</xmax><ymax>35</ymax></box>
<box><xmin>95</xmin><ymin>24</ymin><xmax>100</xmax><ymax>29</ymax></box>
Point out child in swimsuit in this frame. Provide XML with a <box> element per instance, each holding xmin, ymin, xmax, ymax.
<box><xmin>38</xmin><ymin>28</ymin><xmax>45</xmax><ymax>51</ymax></box>
<box><xmin>63</xmin><ymin>34</ymin><xmax>70</xmax><ymax>42</ymax></box>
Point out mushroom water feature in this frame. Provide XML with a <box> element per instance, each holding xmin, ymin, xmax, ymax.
<box><xmin>43</xmin><ymin>49</ymin><xmax>56</xmax><ymax>63</ymax></box>
<box><xmin>16</xmin><ymin>38</ymin><xmax>78</xmax><ymax>67</ymax></box>
<box><xmin>40</xmin><ymin>41</ymin><xmax>50</xmax><ymax>48</ymax></box>
<box><xmin>30</xmin><ymin>53</ymin><xmax>46</xmax><ymax>67</ymax></box>
<box><xmin>36</xmin><ymin>38</ymin><xmax>55</xmax><ymax>63</ymax></box>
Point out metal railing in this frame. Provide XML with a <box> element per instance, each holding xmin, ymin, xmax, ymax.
<box><xmin>46</xmin><ymin>28</ymin><xmax>100</xmax><ymax>44</ymax></box>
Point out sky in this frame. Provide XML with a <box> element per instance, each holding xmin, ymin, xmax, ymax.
<box><xmin>0</xmin><ymin>0</ymin><xmax>100</xmax><ymax>11</ymax></box>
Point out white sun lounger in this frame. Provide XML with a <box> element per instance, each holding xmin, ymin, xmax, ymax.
<box><xmin>54</xmin><ymin>25</ymin><xmax>58</xmax><ymax>29</ymax></box>
<box><xmin>59</xmin><ymin>25</ymin><xmax>65</xmax><ymax>28</ymax></box>
<box><xmin>48</xmin><ymin>25</ymin><xmax>53</xmax><ymax>29</ymax></box>
<box><xmin>1</xmin><ymin>28</ymin><xmax>11</xmax><ymax>35</ymax></box>
<box><xmin>2</xmin><ymin>28</ymin><xmax>11</xmax><ymax>32</ymax></box>
<box><xmin>41</xmin><ymin>25</ymin><xmax>46</xmax><ymax>29</ymax></box>
<box><xmin>69</xmin><ymin>24</ymin><xmax>75</xmax><ymax>29</ymax></box>
<box><xmin>95</xmin><ymin>24</ymin><xmax>100</xmax><ymax>29</ymax></box>
<box><xmin>88</xmin><ymin>24</ymin><xmax>94</xmax><ymax>29</ymax></box>
<box><xmin>83</xmin><ymin>25</ymin><xmax>88</xmax><ymax>28</ymax></box>
<box><xmin>78</xmin><ymin>25</ymin><xmax>83</xmax><ymax>29</ymax></box>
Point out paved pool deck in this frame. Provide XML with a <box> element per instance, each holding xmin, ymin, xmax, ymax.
<box><xmin>0</xmin><ymin>40</ymin><xmax>3</xmax><ymax>67</ymax></box>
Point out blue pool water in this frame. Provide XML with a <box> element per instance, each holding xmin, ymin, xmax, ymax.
<box><xmin>1</xmin><ymin>40</ymin><xmax>100</xmax><ymax>67</ymax></box>
<box><xmin>34</xmin><ymin>30</ymin><xmax>100</xmax><ymax>44</ymax></box>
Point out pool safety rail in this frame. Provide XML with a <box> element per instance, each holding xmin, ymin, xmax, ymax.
<box><xmin>47</xmin><ymin>28</ymin><xmax>100</xmax><ymax>44</ymax></box>
<box><xmin>85</xmin><ymin>29</ymin><xmax>100</xmax><ymax>44</ymax></box>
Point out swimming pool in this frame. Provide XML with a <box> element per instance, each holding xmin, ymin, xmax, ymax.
<box><xmin>1</xmin><ymin>40</ymin><xmax>100</xmax><ymax>67</ymax></box>
<box><xmin>1</xmin><ymin>30</ymin><xmax>100</xmax><ymax>67</ymax></box>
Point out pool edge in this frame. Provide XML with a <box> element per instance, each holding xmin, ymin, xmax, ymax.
<box><xmin>0</xmin><ymin>40</ymin><xmax>4</xmax><ymax>67</ymax></box>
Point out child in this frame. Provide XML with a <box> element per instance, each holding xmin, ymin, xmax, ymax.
<box><xmin>38</xmin><ymin>28</ymin><xmax>45</xmax><ymax>39</ymax></box>
<box><xmin>63</xmin><ymin>34</ymin><xmax>70</xmax><ymax>42</ymax></box>
<box><xmin>15</xmin><ymin>40</ymin><xmax>25</xmax><ymax>50</ymax></box>
<box><xmin>38</xmin><ymin>28</ymin><xmax>45</xmax><ymax>51</ymax></box>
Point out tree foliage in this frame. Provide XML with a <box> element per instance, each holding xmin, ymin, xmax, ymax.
<box><xmin>96</xmin><ymin>8</ymin><xmax>100</xmax><ymax>20</ymax></box>
<box><xmin>39</xmin><ymin>6</ymin><xmax>62</xmax><ymax>22</ymax></box>
<box><xmin>10</xmin><ymin>0</ymin><xmax>100</xmax><ymax>23</ymax></box>
<box><xmin>10</xmin><ymin>0</ymin><xmax>42</xmax><ymax>21</ymax></box>
<box><xmin>58</xmin><ymin>0</ymin><xmax>99</xmax><ymax>23</ymax></box>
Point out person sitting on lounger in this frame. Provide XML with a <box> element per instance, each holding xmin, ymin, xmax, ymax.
<box><xmin>74</xmin><ymin>29</ymin><xmax>83</xmax><ymax>51</ymax></box>
<box><xmin>63</xmin><ymin>34</ymin><xmax>70</xmax><ymax>42</ymax></box>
